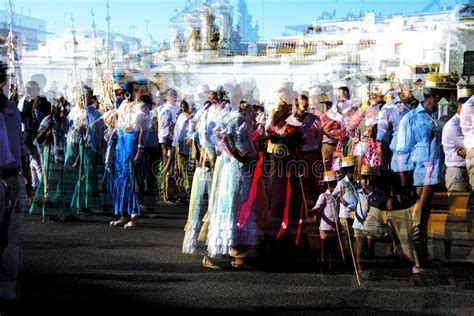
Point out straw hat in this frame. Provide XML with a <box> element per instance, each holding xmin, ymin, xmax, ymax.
<box><xmin>322</xmin><ymin>171</ymin><xmax>338</xmax><ymax>182</ymax></box>
<box><xmin>360</xmin><ymin>165</ymin><xmax>379</xmax><ymax>176</ymax></box>
<box><xmin>341</xmin><ymin>156</ymin><xmax>357</xmax><ymax>168</ymax></box>
<box><xmin>423</xmin><ymin>73</ymin><xmax>456</xmax><ymax>90</ymax></box>
<box><xmin>457</xmin><ymin>79</ymin><xmax>474</xmax><ymax>99</ymax></box>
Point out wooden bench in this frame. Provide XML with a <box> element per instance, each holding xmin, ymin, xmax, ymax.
<box><xmin>430</xmin><ymin>192</ymin><xmax>473</xmax><ymax>234</ymax></box>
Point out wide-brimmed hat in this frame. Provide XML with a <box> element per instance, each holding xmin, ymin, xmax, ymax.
<box><xmin>322</xmin><ymin>171</ymin><xmax>338</xmax><ymax>182</ymax></box>
<box><xmin>422</xmin><ymin>73</ymin><xmax>456</xmax><ymax>90</ymax></box>
<box><xmin>341</xmin><ymin>156</ymin><xmax>357</xmax><ymax>168</ymax></box>
<box><xmin>197</xmin><ymin>84</ymin><xmax>210</xmax><ymax>94</ymax></box>
<box><xmin>360</xmin><ymin>165</ymin><xmax>379</xmax><ymax>176</ymax></box>
<box><xmin>457</xmin><ymin>79</ymin><xmax>474</xmax><ymax>99</ymax></box>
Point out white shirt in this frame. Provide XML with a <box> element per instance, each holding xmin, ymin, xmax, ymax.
<box><xmin>158</xmin><ymin>102</ymin><xmax>179</xmax><ymax>143</ymax></box>
<box><xmin>313</xmin><ymin>190</ymin><xmax>340</xmax><ymax>232</ymax></box>
<box><xmin>460</xmin><ymin>95</ymin><xmax>474</xmax><ymax>150</ymax></box>
<box><xmin>442</xmin><ymin>114</ymin><xmax>466</xmax><ymax>168</ymax></box>
<box><xmin>173</xmin><ymin>112</ymin><xmax>191</xmax><ymax>146</ymax></box>
<box><xmin>117</xmin><ymin>100</ymin><xmax>150</xmax><ymax>132</ymax></box>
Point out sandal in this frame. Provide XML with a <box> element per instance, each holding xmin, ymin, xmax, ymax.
<box><xmin>202</xmin><ymin>256</ymin><xmax>220</xmax><ymax>270</ymax></box>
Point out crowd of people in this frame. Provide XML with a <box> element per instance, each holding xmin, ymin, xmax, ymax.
<box><xmin>180</xmin><ymin>77</ymin><xmax>474</xmax><ymax>282</ymax></box>
<box><xmin>1</xmin><ymin>69</ymin><xmax>474</xmax><ymax>300</ymax></box>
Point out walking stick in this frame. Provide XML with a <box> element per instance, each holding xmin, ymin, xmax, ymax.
<box><xmin>329</xmin><ymin>194</ymin><xmax>346</xmax><ymax>264</ymax></box>
<box><xmin>174</xmin><ymin>141</ymin><xmax>182</xmax><ymax>196</ymax></box>
<box><xmin>340</xmin><ymin>182</ymin><xmax>361</xmax><ymax>286</ymax></box>
<box><xmin>334</xmin><ymin>211</ymin><xmax>346</xmax><ymax>264</ymax></box>
<box><xmin>297</xmin><ymin>173</ymin><xmax>322</xmax><ymax>270</ymax></box>
<box><xmin>162</xmin><ymin>145</ymin><xmax>172</xmax><ymax>202</ymax></box>
<box><xmin>344</xmin><ymin>220</ymin><xmax>361</xmax><ymax>287</ymax></box>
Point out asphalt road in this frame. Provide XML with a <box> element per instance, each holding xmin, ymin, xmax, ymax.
<box><xmin>2</xmin><ymin>204</ymin><xmax>474</xmax><ymax>315</ymax></box>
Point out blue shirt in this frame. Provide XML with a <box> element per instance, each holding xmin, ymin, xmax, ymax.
<box><xmin>377</xmin><ymin>96</ymin><xmax>418</xmax><ymax>172</ymax></box>
<box><xmin>397</xmin><ymin>104</ymin><xmax>443</xmax><ymax>186</ymax></box>
<box><xmin>85</xmin><ymin>105</ymin><xmax>104</xmax><ymax>152</ymax></box>
<box><xmin>39</xmin><ymin>114</ymin><xmax>66</xmax><ymax>163</ymax></box>
<box><xmin>332</xmin><ymin>175</ymin><xmax>358</xmax><ymax>219</ymax></box>
<box><xmin>225</xmin><ymin>110</ymin><xmax>258</xmax><ymax>158</ymax></box>
<box><xmin>377</xmin><ymin>96</ymin><xmax>418</xmax><ymax>150</ymax></box>
<box><xmin>353</xmin><ymin>187</ymin><xmax>389</xmax><ymax>231</ymax></box>
<box><xmin>143</xmin><ymin>109</ymin><xmax>158</xmax><ymax>148</ymax></box>
<box><xmin>204</xmin><ymin>101</ymin><xmax>231</xmax><ymax>150</ymax></box>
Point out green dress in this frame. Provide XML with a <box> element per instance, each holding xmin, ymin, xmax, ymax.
<box><xmin>70</xmin><ymin>135</ymin><xmax>102</xmax><ymax>212</ymax></box>
<box><xmin>29</xmin><ymin>115</ymin><xmax>74</xmax><ymax>219</ymax></box>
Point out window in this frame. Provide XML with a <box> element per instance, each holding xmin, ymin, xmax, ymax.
<box><xmin>395</xmin><ymin>43</ymin><xmax>402</xmax><ymax>55</ymax></box>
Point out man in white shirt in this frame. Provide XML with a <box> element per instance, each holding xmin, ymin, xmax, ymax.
<box><xmin>460</xmin><ymin>95</ymin><xmax>474</xmax><ymax>190</ymax></box>
<box><xmin>158</xmin><ymin>88</ymin><xmax>180</xmax><ymax>202</ymax></box>
<box><xmin>442</xmin><ymin>97</ymin><xmax>470</xmax><ymax>194</ymax></box>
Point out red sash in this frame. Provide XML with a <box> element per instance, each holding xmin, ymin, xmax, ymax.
<box><xmin>276</xmin><ymin>171</ymin><xmax>292</xmax><ymax>240</ymax></box>
<box><xmin>237</xmin><ymin>152</ymin><xmax>264</xmax><ymax>228</ymax></box>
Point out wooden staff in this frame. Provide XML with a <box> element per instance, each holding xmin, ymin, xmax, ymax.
<box><xmin>328</xmin><ymin>194</ymin><xmax>346</xmax><ymax>264</ymax></box>
<box><xmin>344</xmin><ymin>220</ymin><xmax>361</xmax><ymax>287</ymax></box>
<box><xmin>334</xmin><ymin>210</ymin><xmax>346</xmax><ymax>264</ymax></box>
<box><xmin>297</xmin><ymin>172</ymin><xmax>322</xmax><ymax>269</ymax></box>
<box><xmin>174</xmin><ymin>141</ymin><xmax>183</xmax><ymax>195</ymax></box>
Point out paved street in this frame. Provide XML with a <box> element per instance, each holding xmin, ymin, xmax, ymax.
<box><xmin>2</xmin><ymin>204</ymin><xmax>474</xmax><ymax>315</ymax></box>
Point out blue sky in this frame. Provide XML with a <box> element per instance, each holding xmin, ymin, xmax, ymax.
<box><xmin>9</xmin><ymin>0</ymin><xmax>465</xmax><ymax>41</ymax></box>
